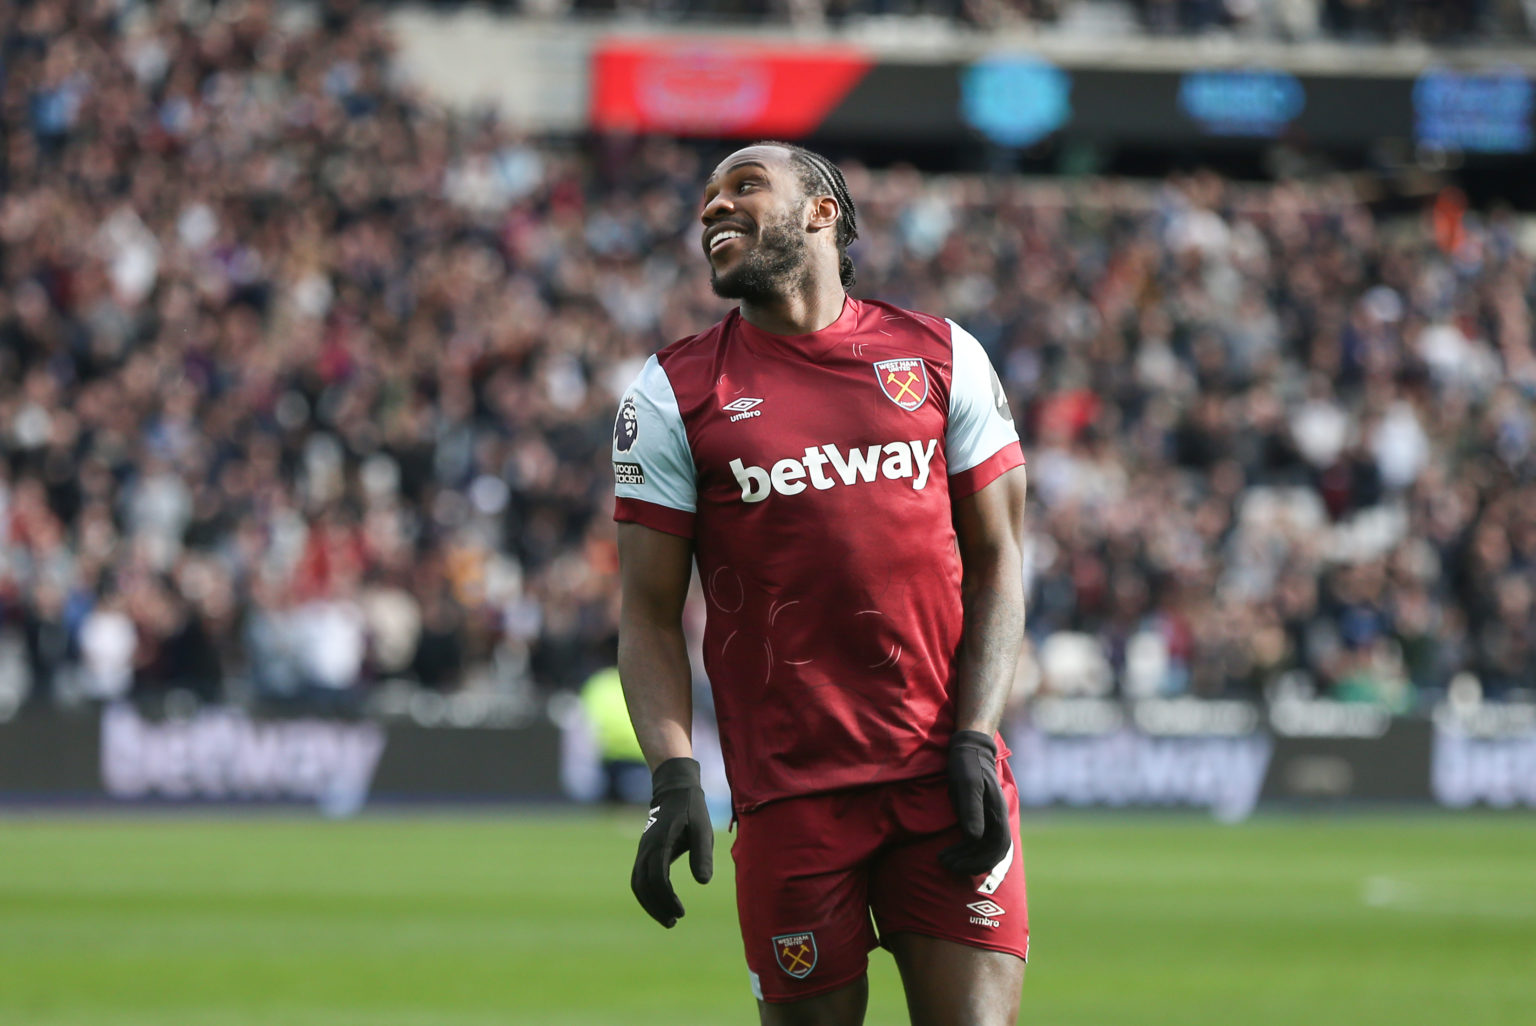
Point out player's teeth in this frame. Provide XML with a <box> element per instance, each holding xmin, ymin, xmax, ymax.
<box><xmin>711</xmin><ymin>231</ymin><xmax>744</xmax><ymax>251</ymax></box>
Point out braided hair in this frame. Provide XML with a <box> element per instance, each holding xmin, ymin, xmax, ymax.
<box><xmin>755</xmin><ymin>141</ymin><xmax>859</xmax><ymax>290</ymax></box>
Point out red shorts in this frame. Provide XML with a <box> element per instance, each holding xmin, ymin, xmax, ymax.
<box><xmin>732</xmin><ymin>760</ymin><xmax>1029</xmax><ymax>1003</ymax></box>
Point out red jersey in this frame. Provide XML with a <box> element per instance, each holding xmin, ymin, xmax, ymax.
<box><xmin>613</xmin><ymin>298</ymin><xmax>1023</xmax><ymax>812</ymax></box>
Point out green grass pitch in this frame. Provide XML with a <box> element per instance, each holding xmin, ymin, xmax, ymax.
<box><xmin>1</xmin><ymin>811</ymin><xmax>1533</xmax><ymax>1025</ymax></box>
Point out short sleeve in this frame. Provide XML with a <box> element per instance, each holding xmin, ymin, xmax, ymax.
<box><xmin>946</xmin><ymin>319</ymin><xmax>1024</xmax><ymax>499</ymax></box>
<box><xmin>612</xmin><ymin>355</ymin><xmax>697</xmax><ymax>538</ymax></box>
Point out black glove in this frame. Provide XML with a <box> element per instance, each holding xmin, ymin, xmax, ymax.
<box><xmin>631</xmin><ymin>756</ymin><xmax>714</xmax><ymax>928</ymax></box>
<box><xmin>940</xmin><ymin>730</ymin><xmax>1013</xmax><ymax>877</ymax></box>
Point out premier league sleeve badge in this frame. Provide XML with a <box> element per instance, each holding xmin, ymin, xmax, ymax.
<box><xmin>614</xmin><ymin>396</ymin><xmax>639</xmax><ymax>452</ymax></box>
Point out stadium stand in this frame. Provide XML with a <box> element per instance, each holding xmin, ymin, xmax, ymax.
<box><xmin>0</xmin><ymin>0</ymin><xmax>1532</xmax><ymax>721</ymax></box>
<box><xmin>497</xmin><ymin>0</ymin><xmax>1515</xmax><ymax>43</ymax></box>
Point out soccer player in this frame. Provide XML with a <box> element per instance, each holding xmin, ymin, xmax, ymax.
<box><xmin>612</xmin><ymin>142</ymin><xmax>1029</xmax><ymax>1026</ymax></box>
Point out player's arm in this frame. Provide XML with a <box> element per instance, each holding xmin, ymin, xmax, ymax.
<box><xmin>610</xmin><ymin>357</ymin><xmax>712</xmax><ymax>928</ymax></box>
<box><xmin>616</xmin><ymin>522</ymin><xmax>695</xmax><ymax>768</ymax></box>
<box><xmin>941</xmin><ymin>319</ymin><xmax>1028</xmax><ymax>877</ymax></box>
<box><xmin>941</xmin><ymin>464</ymin><xmax>1028</xmax><ymax>877</ymax></box>
<box><xmin>952</xmin><ymin>465</ymin><xmax>1028</xmax><ymax>738</ymax></box>
<box><xmin>617</xmin><ymin>522</ymin><xmax>713</xmax><ymax>929</ymax></box>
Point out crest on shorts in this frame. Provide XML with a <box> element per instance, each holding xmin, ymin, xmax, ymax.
<box><xmin>772</xmin><ymin>932</ymin><xmax>818</xmax><ymax>979</ymax></box>
<box><xmin>873</xmin><ymin>359</ymin><xmax>928</xmax><ymax>412</ymax></box>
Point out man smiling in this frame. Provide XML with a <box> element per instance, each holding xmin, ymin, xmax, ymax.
<box><xmin>612</xmin><ymin>142</ymin><xmax>1030</xmax><ymax>1026</ymax></box>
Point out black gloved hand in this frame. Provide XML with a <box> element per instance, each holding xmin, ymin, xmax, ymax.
<box><xmin>940</xmin><ymin>730</ymin><xmax>1013</xmax><ymax>877</ymax></box>
<box><xmin>631</xmin><ymin>756</ymin><xmax>713</xmax><ymax>928</ymax></box>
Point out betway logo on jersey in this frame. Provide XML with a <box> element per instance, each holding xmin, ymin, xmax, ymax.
<box><xmin>730</xmin><ymin>439</ymin><xmax>938</xmax><ymax>502</ymax></box>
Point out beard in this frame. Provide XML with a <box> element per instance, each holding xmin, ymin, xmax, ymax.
<box><xmin>710</xmin><ymin>216</ymin><xmax>809</xmax><ymax>304</ymax></box>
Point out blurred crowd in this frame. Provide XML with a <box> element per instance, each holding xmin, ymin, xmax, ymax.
<box><xmin>1</xmin><ymin>0</ymin><xmax>1534</xmax><ymax>718</ymax></box>
<box><xmin>0</xmin><ymin>0</ymin><xmax>583</xmax><ymax>712</ymax></box>
<box><xmin>531</xmin><ymin>0</ymin><xmax>1524</xmax><ymax>42</ymax></box>
<box><xmin>850</xmin><ymin>169</ymin><xmax>1536</xmax><ymax>709</ymax></box>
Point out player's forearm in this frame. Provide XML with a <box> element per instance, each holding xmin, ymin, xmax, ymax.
<box><xmin>617</xmin><ymin>616</ymin><xmax>695</xmax><ymax>770</ymax></box>
<box><xmin>954</xmin><ymin>552</ymin><xmax>1025</xmax><ymax>737</ymax></box>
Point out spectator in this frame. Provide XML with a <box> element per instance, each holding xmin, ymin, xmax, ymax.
<box><xmin>0</xmin><ymin>0</ymin><xmax>1532</xmax><ymax>722</ymax></box>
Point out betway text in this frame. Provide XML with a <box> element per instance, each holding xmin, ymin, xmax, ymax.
<box><xmin>730</xmin><ymin>439</ymin><xmax>938</xmax><ymax>502</ymax></box>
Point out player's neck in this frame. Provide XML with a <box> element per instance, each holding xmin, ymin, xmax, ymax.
<box><xmin>739</xmin><ymin>273</ymin><xmax>847</xmax><ymax>337</ymax></box>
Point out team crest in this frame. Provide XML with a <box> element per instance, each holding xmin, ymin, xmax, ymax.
<box><xmin>873</xmin><ymin>359</ymin><xmax>928</xmax><ymax>412</ymax></box>
<box><xmin>772</xmin><ymin>932</ymin><xmax>818</xmax><ymax>979</ymax></box>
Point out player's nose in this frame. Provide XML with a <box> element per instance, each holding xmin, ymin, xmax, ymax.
<box><xmin>700</xmin><ymin>191</ymin><xmax>734</xmax><ymax>225</ymax></box>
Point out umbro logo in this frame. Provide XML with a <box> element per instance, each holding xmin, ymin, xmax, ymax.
<box><xmin>723</xmin><ymin>397</ymin><xmax>764</xmax><ymax>422</ymax></box>
<box><xmin>967</xmin><ymin>899</ymin><xmax>1005</xmax><ymax>928</ymax></box>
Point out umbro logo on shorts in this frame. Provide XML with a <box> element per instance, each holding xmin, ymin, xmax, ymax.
<box><xmin>967</xmin><ymin>899</ymin><xmax>1005</xmax><ymax>929</ymax></box>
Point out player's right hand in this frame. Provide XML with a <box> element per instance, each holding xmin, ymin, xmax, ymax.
<box><xmin>631</xmin><ymin>756</ymin><xmax>713</xmax><ymax>928</ymax></box>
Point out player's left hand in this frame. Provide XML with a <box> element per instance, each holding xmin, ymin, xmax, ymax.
<box><xmin>631</xmin><ymin>756</ymin><xmax>714</xmax><ymax>928</ymax></box>
<box><xmin>940</xmin><ymin>730</ymin><xmax>1012</xmax><ymax>877</ymax></box>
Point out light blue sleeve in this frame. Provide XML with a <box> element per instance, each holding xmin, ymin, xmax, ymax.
<box><xmin>612</xmin><ymin>355</ymin><xmax>696</xmax><ymax>515</ymax></box>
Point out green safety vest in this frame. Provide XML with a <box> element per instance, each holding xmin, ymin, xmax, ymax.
<box><xmin>580</xmin><ymin>668</ymin><xmax>646</xmax><ymax>764</ymax></box>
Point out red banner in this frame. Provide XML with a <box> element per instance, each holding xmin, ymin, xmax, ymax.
<box><xmin>590</xmin><ymin>39</ymin><xmax>873</xmax><ymax>139</ymax></box>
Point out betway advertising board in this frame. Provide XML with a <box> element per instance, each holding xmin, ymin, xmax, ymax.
<box><xmin>0</xmin><ymin>704</ymin><xmax>562</xmax><ymax>808</ymax></box>
<box><xmin>1008</xmin><ymin>699</ymin><xmax>1536</xmax><ymax>819</ymax></box>
<box><xmin>1</xmin><ymin>701</ymin><xmax>1532</xmax><ymax>814</ymax></box>
<box><xmin>1431</xmin><ymin>704</ymin><xmax>1536</xmax><ymax>808</ymax></box>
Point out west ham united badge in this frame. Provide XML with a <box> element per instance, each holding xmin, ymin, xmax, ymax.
<box><xmin>772</xmin><ymin>932</ymin><xmax>818</xmax><ymax>979</ymax></box>
<box><xmin>614</xmin><ymin>397</ymin><xmax>639</xmax><ymax>453</ymax></box>
<box><xmin>873</xmin><ymin>358</ymin><xmax>928</xmax><ymax>412</ymax></box>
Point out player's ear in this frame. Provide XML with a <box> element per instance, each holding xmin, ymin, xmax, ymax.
<box><xmin>807</xmin><ymin>194</ymin><xmax>839</xmax><ymax>233</ymax></box>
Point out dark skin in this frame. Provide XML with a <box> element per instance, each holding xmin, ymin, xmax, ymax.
<box><xmin>699</xmin><ymin>145</ymin><xmax>846</xmax><ymax>336</ymax></box>
<box><xmin>619</xmin><ymin>144</ymin><xmax>1029</xmax><ymax>1026</ymax></box>
<box><xmin>616</xmin><ymin>523</ymin><xmax>694</xmax><ymax>771</ymax></box>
